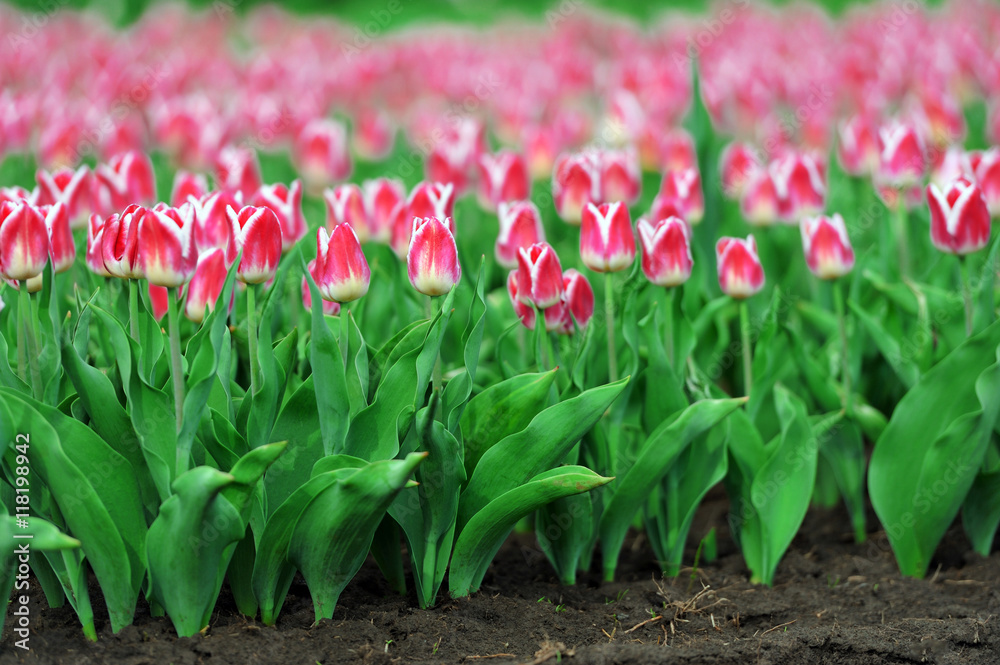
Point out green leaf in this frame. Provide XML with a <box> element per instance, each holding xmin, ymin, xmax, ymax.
<box><xmin>849</xmin><ymin>299</ymin><xmax>920</xmax><ymax>389</ymax></box>
<box><xmin>535</xmin><ymin>491</ymin><xmax>593</xmax><ymax>585</ymax></box>
<box><xmin>442</xmin><ymin>260</ymin><xmax>487</xmax><ymax>434</ymax></box>
<box><xmin>598</xmin><ymin>398</ymin><xmax>744</xmax><ymax>580</ymax></box>
<box><xmin>449</xmin><ymin>466</ymin><xmax>611</xmax><ymax>598</ymax></box>
<box><xmin>304</xmin><ymin>263</ymin><xmax>349</xmax><ymax>456</ymax></box>
<box><xmin>962</xmin><ymin>441</ymin><xmax>1000</xmax><ymax>556</ymax></box>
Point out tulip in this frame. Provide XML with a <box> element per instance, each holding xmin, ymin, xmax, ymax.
<box><xmin>772</xmin><ymin>153</ymin><xmax>825</xmax><ymax>222</ymax></box>
<box><xmin>149</xmin><ymin>284</ymin><xmax>169</xmax><ymax>321</ymax></box>
<box><xmin>407</xmin><ymin>216</ymin><xmax>461</xmax><ymax>296</ymax></box>
<box><xmin>362</xmin><ymin>178</ymin><xmax>405</xmax><ymax>243</ymax></box>
<box><xmin>931</xmin><ymin>147</ymin><xmax>974</xmax><ymax>189</ymax></box>
<box><xmin>716</xmin><ymin>235</ymin><xmax>765</xmax><ymax>299</ymax></box>
<box><xmin>190</xmin><ymin>190</ymin><xmax>242</xmax><ymax>256</ymax></box>
<box><xmin>800</xmin><ymin>214</ymin><xmax>855</xmax><ymax>280</ymax></box>
<box><xmin>599</xmin><ymin>148</ymin><xmax>641</xmax><ymax>206</ymax></box>
<box><xmin>253</xmin><ymin>180</ymin><xmax>307</xmax><ymax>251</ymax></box>
<box><xmin>836</xmin><ymin>115</ymin><xmax>880</xmax><ymax>177</ymax></box>
<box><xmin>183</xmin><ymin>248</ymin><xmax>230</xmax><ymax>323</ymax></box>
<box><xmin>302</xmin><ymin>260</ymin><xmax>340</xmax><ymax>316</ymax></box>
<box><xmin>170</xmin><ymin>170</ymin><xmax>209</xmax><ymax>208</ymax></box>
<box><xmin>0</xmin><ymin>187</ymin><xmax>35</xmax><ymax>206</ymax></box>
<box><xmin>561</xmin><ymin>268</ymin><xmax>594</xmax><ymax>332</ymax></box>
<box><xmin>477</xmin><ymin>151</ymin><xmax>530</xmax><ymax>211</ymax></box>
<box><xmin>580</xmin><ymin>201</ymin><xmax>635</xmax><ymax>273</ymax></box>
<box><xmin>972</xmin><ymin>147</ymin><xmax>1000</xmax><ymax>217</ymax></box>
<box><xmin>86</xmin><ymin>214</ymin><xmax>112</xmax><ymax>277</ymax></box>
<box><xmin>657</xmin><ymin>129</ymin><xmax>698</xmax><ymax>173</ymax></box>
<box><xmin>505</xmin><ymin>270</ymin><xmax>564</xmax><ymax>332</ymax></box>
<box><xmin>312</xmin><ymin>225</ymin><xmax>370</xmax><ymax>303</ymax></box>
<box><xmin>324</xmin><ymin>184</ymin><xmax>369</xmax><ymax>243</ymax></box>
<box><xmin>93</xmin><ymin>151</ymin><xmax>156</xmax><ymax>215</ymax></box>
<box><xmin>408</xmin><ymin>181</ymin><xmax>455</xmax><ymax>221</ymax></box>
<box><xmin>139</xmin><ymin>204</ymin><xmax>197</xmax><ymax>288</ymax></box>
<box><xmin>495</xmin><ymin>201</ymin><xmax>545</xmax><ymax>270</ymax></box>
<box><xmin>388</xmin><ymin>202</ymin><xmax>413</xmax><ymax>259</ymax></box>
<box><xmin>228</xmin><ymin>205</ymin><xmax>283</xmax><ymax>284</ymax></box>
<box><xmin>35</xmin><ymin>165</ymin><xmax>91</xmax><ymax>228</ymax></box>
<box><xmin>214</xmin><ymin>146</ymin><xmax>262</xmax><ymax>198</ymax></box>
<box><xmin>740</xmin><ymin>167</ymin><xmax>786</xmax><ymax>227</ymax></box>
<box><xmin>523</xmin><ymin>124</ymin><xmax>559</xmax><ymax>181</ymax></box>
<box><xmin>41</xmin><ymin>202</ymin><xmax>75</xmax><ymax>274</ymax></box>
<box><xmin>515</xmin><ymin>242</ymin><xmax>565</xmax><ymax>309</ymax></box>
<box><xmin>637</xmin><ymin>216</ymin><xmax>693</xmax><ymax>287</ymax></box>
<box><xmin>655</xmin><ymin>168</ymin><xmax>704</xmax><ymax>225</ymax></box>
<box><xmin>877</xmin><ymin>121</ymin><xmax>927</xmax><ymax>188</ymax></box>
<box><xmin>102</xmin><ymin>204</ymin><xmax>146</xmax><ymax>280</ymax></box>
<box><xmin>293</xmin><ymin>119</ymin><xmax>352</xmax><ymax>189</ymax></box>
<box><xmin>719</xmin><ymin>141</ymin><xmax>763</xmax><ymax>198</ymax></box>
<box><xmin>553</xmin><ymin>151</ymin><xmax>601</xmax><ymax>224</ymax></box>
<box><xmin>0</xmin><ymin>202</ymin><xmax>49</xmax><ymax>281</ymax></box>
<box><xmin>352</xmin><ymin>108</ymin><xmax>395</xmax><ymax>162</ymax></box>
<box><xmin>926</xmin><ymin>177</ymin><xmax>991</xmax><ymax>256</ymax></box>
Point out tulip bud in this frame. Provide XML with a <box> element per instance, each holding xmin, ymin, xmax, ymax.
<box><xmin>505</xmin><ymin>270</ymin><xmax>565</xmax><ymax>332</ymax></box>
<box><xmin>495</xmin><ymin>201</ymin><xmax>545</xmax><ymax>270</ymax></box>
<box><xmin>324</xmin><ymin>184</ymin><xmax>369</xmax><ymax>243</ymax></box>
<box><xmin>93</xmin><ymin>151</ymin><xmax>156</xmax><ymax>216</ymax></box>
<box><xmin>0</xmin><ymin>202</ymin><xmax>49</xmax><ymax>281</ymax></box>
<box><xmin>35</xmin><ymin>165</ymin><xmax>91</xmax><ymax>228</ymax></box>
<box><xmin>740</xmin><ymin>167</ymin><xmax>785</xmax><ymax>227</ymax></box>
<box><xmin>837</xmin><ymin>115</ymin><xmax>880</xmax><ymax>177</ymax></box>
<box><xmin>580</xmin><ymin>202</ymin><xmax>636</xmax><ymax>273</ymax></box>
<box><xmin>139</xmin><ymin>204</ymin><xmax>197</xmax><ymax>287</ymax></box>
<box><xmin>877</xmin><ymin>121</ymin><xmax>927</xmax><ymax>188</ymax></box>
<box><xmin>716</xmin><ymin>235</ymin><xmax>765</xmax><ymax>299</ymax></box>
<box><xmin>388</xmin><ymin>202</ymin><xmax>413</xmax><ymax>259</ymax></box>
<box><xmin>408</xmin><ymin>181</ymin><xmax>455</xmax><ymax>220</ymax></box>
<box><xmin>719</xmin><ymin>142</ymin><xmax>763</xmax><ymax>199</ymax></box>
<box><xmin>656</xmin><ymin>168</ymin><xmax>704</xmax><ymax>225</ymax></box>
<box><xmin>0</xmin><ymin>187</ymin><xmax>35</xmax><ymax>206</ymax></box>
<box><xmin>972</xmin><ymin>147</ymin><xmax>1000</xmax><ymax>217</ymax></box>
<box><xmin>253</xmin><ymin>180</ymin><xmax>307</xmax><ymax>252</ymax></box>
<box><xmin>190</xmin><ymin>190</ymin><xmax>242</xmax><ymax>256</ymax></box>
<box><xmin>637</xmin><ymin>216</ymin><xmax>693</xmax><ymax>287</ymax></box>
<box><xmin>801</xmin><ymin>214</ymin><xmax>855</xmax><ymax>279</ymax></box>
<box><xmin>599</xmin><ymin>148</ymin><xmax>641</xmax><ymax>206</ymax></box>
<box><xmin>312</xmin><ymin>225</ymin><xmax>371</xmax><ymax>303</ymax></box>
<box><xmin>214</xmin><ymin>146</ymin><xmax>263</xmax><ymax>198</ymax></box>
<box><xmin>170</xmin><ymin>170</ymin><xmax>209</xmax><ymax>208</ymax></box>
<box><xmin>362</xmin><ymin>178</ymin><xmax>405</xmax><ymax>243</ymax></box>
<box><xmin>515</xmin><ymin>242</ymin><xmax>564</xmax><ymax>309</ymax></box>
<box><xmin>228</xmin><ymin>205</ymin><xmax>283</xmax><ymax>284</ymax></box>
<box><xmin>41</xmin><ymin>202</ymin><xmax>75</xmax><ymax>274</ymax></box>
<box><xmin>523</xmin><ymin>124</ymin><xmax>558</xmax><ymax>181</ymax></box>
<box><xmin>477</xmin><ymin>151</ymin><xmax>530</xmax><ymax>211</ymax></box>
<box><xmin>86</xmin><ymin>214</ymin><xmax>112</xmax><ymax>277</ymax></box>
<box><xmin>102</xmin><ymin>204</ymin><xmax>146</xmax><ymax>279</ymax></box>
<box><xmin>553</xmin><ymin>151</ymin><xmax>601</xmax><ymax>224</ymax></box>
<box><xmin>561</xmin><ymin>268</ymin><xmax>594</xmax><ymax>331</ymax></box>
<box><xmin>352</xmin><ymin>108</ymin><xmax>395</xmax><ymax>162</ymax></box>
<box><xmin>407</xmin><ymin>217</ymin><xmax>461</xmax><ymax>296</ymax></box>
<box><xmin>926</xmin><ymin>177</ymin><xmax>991</xmax><ymax>255</ymax></box>
<box><xmin>657</xmin><ymin>129</ymin><xmax>698</xmax><ymax>173</ymax></box>
<box><xmin>302</xmin><ymin>260</ymin><xmax>340</xmax><ymax>316</ymax></box>
<box><xmin>772</xmin><ymin>153</ymin><xmax>825</xmax><ymax>222</ymax></box>
<box><xmin>183</xmin><ymin>248</ymin><xmax>229</xmax><ymax>323</ymax></box>
<box><xmin>931</xmin><ymin>146</ymin><xmax>974</xmax><ymax>189</ymax></box>
<box><xmin>293</xmin><ymin>119</ymin><xmax>352</xmax><ymax>189</ymax></box>
<box><xmin>149</xmin><ymin>284</ymin><xmax>169</xmax><ymax>321</ymax></box>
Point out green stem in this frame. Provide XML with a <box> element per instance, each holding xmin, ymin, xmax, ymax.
<box><xmin>833</xmin><ymin>279</ymin><xmax>852</xmax><ymax>415</ymax></box>
<box><xmin>128</xmin><ymin>279</ymin><xmax>140</xmax><ymax>341</ymax></box>
<box><xmin>665</xmin><ymin>288</ymin><xmax>675</xmax><ymax>367</ymax></box>
<box><xmin>19</xmin><ymin>284</ymin><xmax>42</xmax><ymax>399</ymax></box>
<box><xmin>894</xmin><ymin>199</ymin><xmax>910</xmax><ymax>280</ymax></box>
<box><xmin>167</xmin><ymin>289</ymin><xmax>185</xmax><ymax>468</ymax></box>
<box><xmin>605</xmin><ymin>272</ymin><xmax>617</xmax><ymax>383</ymax></box>
<box><xmin>960</xmin><ymin>256</ymin><xmax>973</xmax><ymax>337</ymax></box>
<box><xmin>340</xmin><ymin>302</ymin><xmax>350</xmax><ymax>369</ymax></box>
<box><xmin>425</xmin><ymin>296</ymin><xmax>441</xmax><ymax>395</ymax></box>
<box><xmin>739</xmin><ymin>300</ymin><xmax>752</xmax><ymax>398</ymax></box>
<box><xmin>15</xmin><ymin>284</ymin><xmax>26</xmax><ymax>383</ymax></box>
<box><xmin>247</xmin><ymin>285</ymin><xmax>260</xmax><ymax>396</ymax></box>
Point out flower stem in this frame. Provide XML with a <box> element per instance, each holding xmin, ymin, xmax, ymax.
<box><xmin>665</xmin><ymin>288</ymin><xmax>675</xmax><ymax>367</ymax></box>
<box><xmin>425</xmin><ymin>296</ymin><xmax>441</xmax><ymax>395</ymax></box>
<box><xmin>340</xmin><ymin>303</ymin><xmax>350</xmax><ymax>369</ymax></box>
<box><xmin>167</xmin><ymin>288</ymin><xmax>185</xmax><ymax>441</ymax></box>
<box><xmin>894</xmin><ymin>199</ymin><xmax>910</xmax><ymax>279</ymax></box>
<box><xmin>833</xmin><ymin>279</ymin><xmax>852</xmax><ymax>414</ymax></box>
<box><xmin>739</xmin><ymin>300</ymin><xmax>752</xmax><ymax>398</ymax></box>
<box><xmin>128</xmin><ymin>279</ymin><xmax>140</xmax><ymax>341</ymax></box>
<box><xmin>18</xmin><ymin>283</ymin><xmax>42</xmax><ymax>398</ymax></box>
<box><xmin>247</xmin><ymin>285</ymin><xmax>260</xmax><ymax>396</ymax></box>
<box><xmin>960</xmin><ymin>256</ymin><xmax>973</xmax><ymax>337</ymax></box>
<box><xmin>15</xmin><ymin>285</ymin><xmax>26</xmax><ymax>383</ymax></box>
<box><xmin>605</xmin><ymin>272</ymin><xmax>618</xmax><ymax>383</ymax></box>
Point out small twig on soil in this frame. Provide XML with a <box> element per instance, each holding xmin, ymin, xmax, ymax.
<box><xmin>761</xmin><ymin>620</ymin><xmax>796</xmax><ymax>636</ymax></box>
<box><xmin>522</xmin><ymin>639</ymin><xmax>575</xmax><ymax>665</ymax></box>
<box><xmin>464</xmin><ymin>654</ymin><xmax>516</xmax><ymax>660</ymax></box>
<box><xmin>929</xmin><ymin>563</ymin><xmax>943</xmax><ymax>583</ymax></box>
<box><xmin>625</xmin><ymin>579</ymin><xmax>728</xmax><ymax>638</ymax></box>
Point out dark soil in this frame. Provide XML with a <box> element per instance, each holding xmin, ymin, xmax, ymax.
<box><xmin>3</xmin><ymin>491</ymin><xmax>999</xmax><ymax>665</ymax></box>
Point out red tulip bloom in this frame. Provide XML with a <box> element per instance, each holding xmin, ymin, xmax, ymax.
<box><xmin>183</xmin><ymin>248</ymin><xmax>230</xmax><ymax>323</ymax></box>
<box><xmin>227</xmin><ymin>205</ymin><xmax>283</xmax><ymax>284</ymax></box>
<box><xmin>637</xmin><ymin>216</ymin><xmax>693</xmax><ymax>287</ymax></box>
<box><xmin>312</xmin><ymin>225</ymin><xmax>371</xmax><ymax>303</ymax></box>
<box><xmin>86</xmin><ymin>214</ymin><xmax>112</xmax><ymax>277</ymax></box>
<box><xmin>495</xmin><ymin>201</ymin><xmax>545</xmax><ymax>270</ymax></box>
<box><xmin>190</xmin><ymin>190</ymin><xmax>242</xmax><ymax>256</ymax></box>
<box><xmin>741</xmin><ymin>167</ymin><xmax>785</xmax><ymax>227</ymax></box>
<box><xmin>772</xmin><ymin>153</ymin><xmax>826</xmax><ymax>222</ymax></box>
<box><xmin>580</xmin><ymin>202</ymin><xmax>636</xmax><ymax>273</ymax></box>
<box><xmin>102</xmin><ymin>204</ymin><xmax>147</xmax><ymax>279</ymax></box>
<box><xmin>302</xmin><ymin>260</ymin><xmax>340</xmax><ymax>316</ymax></box>
<box><xmin>407</xmin><ymin>181</ymin><xmax>455</xmax><ymax>221</ymax></box>
<box><xmin>139</xmin><ymin>204</ymin><xmax>197</xmax><ymax>287</ymax></box>
<box><xmin>553</xmin><ymin>151</ymin><xmax>601</xmax><ymax>225</ymax></box>
<box><xmin>600</xmin><ymin>148</ymin><xmax>641</xmax><ymax>206</ymax></box>
<box><xmin>214</xmin><ymin>146</ymin><xmax>262</xmax><ymax>198</ymax></box>
<box><xmin>515</xmin><ymin>242</ymin><xmax>565</xmax><ymax>309</ymax></box>
<box><xmin>35</xmin><ymin>165</ymin><xmax>91</xmax><ymax>228</ymax></box>
<box><xmin>716</xmin><ymin>235</ymin><xmax>765</xmax><ymax>299</ymax></box>
<box><xmin>294</xmin><ymin>119</ymin><xmax>352</xmax><ymax>188</ymax></box>
<box><xmin>837</xmin><ymin>115</ymin><xmax>880</xmax><ymax>177</ymax></box>
<box><xmin>972</xmin><ymin>148</ymin><xmax>1000</xmax><ymax>217</ymax></box>
<box><xmin>93</xmin><ymin>151</ymin><xmax>156</xmax><ymax>215</ymax></box>
<box><xmin>801</xmin><ymin>214</ymin><xmax>855</xmax><ymax>279</ymax></box>
<box><xmin>253</xmin><ymin>180</ymin><xmax>307</xmax><ymax>252</ymax></box>
<box><xmin>927</xmin><ymin>177</ymin><xmax>991</xmax><ymax>255</ymax></box>
<box><xmin>407</xmin><ymin>216</ymin><xmax>461</xmax><ymax>296</ymax></box>
<box><xmin>877</xmin><ymin>121</ymin><xmax>927</xmax><ymax>188</ymax></box>
<box><xmin>324</xmin><ymin>184</ymin><xmax>369</xmax><ymax>243</ymax></box>
<box><xmin>41</xmin><ymin>202</ymin><xmax>75</xmax><ymax>274</ymax></box>
<box><xmin>719</xmin><ymin>141</ymin><xmax>763</xmax><ymax>199</ymax></box>
<box><xmin>561</xmin><ymin>268</ymin><xmax>594</xmax><ymax>332</ymax></box>
<box><xmin>477</xmin><ymin>151</ymin><xmax>530</xmax><ymax>211</ymax></box>
<box><xmin>149</xmin><ymin>284</ymin><xmax>169</xmax><ymax>321</ymax></box>
<box><xmin>362</xmin><ymin>178</ymin><xmax>405</xmax><ymax>244</ymax></box>
<box><xmin>0</xmin><ymin>201</ymin><xmax>49</xmax><ymax>281</ymax></box>
<box><xmin>170</xmin><ymin>170</ymin><xmax>209</xmax><ymax>208</ymax></box>
<box><xmin>656</xmin><ymin>168</ymin><xmax>704</xmax><ymax>225</ymax></box>
<box><xmin>352</xmin><ymin>108</ymin><xmax>395</xmax><ymax>162</ymax></box>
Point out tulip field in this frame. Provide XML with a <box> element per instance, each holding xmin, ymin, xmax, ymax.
<box><xmin>2</xmin><ymin>0</ymin><xmax>1000</xmax><ymax>662</ymax></box>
